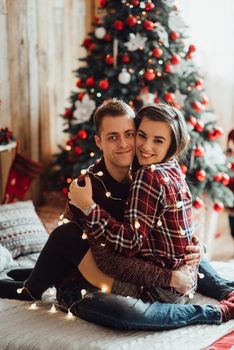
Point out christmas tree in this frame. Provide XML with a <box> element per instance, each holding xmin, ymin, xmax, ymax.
<box><xmin>51</xmin><ymin>0</ymin><xmax>234</xmax><ymax>211</ymax></box>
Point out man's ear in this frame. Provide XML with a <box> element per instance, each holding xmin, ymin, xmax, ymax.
<box><xmin>94</xmin><ymin>134</ymin><xmax>102</xmax><ymax>151</ymax></box>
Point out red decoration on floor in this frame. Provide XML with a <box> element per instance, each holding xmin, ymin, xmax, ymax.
<box><xmin>2</xmin><ymin>153</ymin><xmax>42</xmax><ymax>204</ymax></box>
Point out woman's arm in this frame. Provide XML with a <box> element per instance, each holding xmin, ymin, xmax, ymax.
<box><xmin>69</xmin><ymin>168</ymin><xmax>162</xmax><ymax>256</ymax></box>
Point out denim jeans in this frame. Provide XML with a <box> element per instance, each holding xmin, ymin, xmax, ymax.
<box><xmin>56</xmin><ymin>259</ymin><xmax>233</xmax><ymax>330</ymax></box>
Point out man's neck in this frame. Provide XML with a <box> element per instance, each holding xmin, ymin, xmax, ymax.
<box><xmin>104</xmin><ymin>161</ymin><xmax>130</xmax><ymax>183</ymax></box>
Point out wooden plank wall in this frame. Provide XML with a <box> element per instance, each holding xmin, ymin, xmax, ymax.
<box><xmin>0</xmin><ymin>0</ymin><xmax>97</xmax><ymax>202</ymax></box>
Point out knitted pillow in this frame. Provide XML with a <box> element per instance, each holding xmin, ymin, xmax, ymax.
<box><xmin>0</xmin><ymin>245</ymin><xmax>18</xmax><ymax>273</ymax></box>
<box><xmin>0</xmin><ymin>201</ymin><xmax>48</xmax><ymax>258</ymax></box>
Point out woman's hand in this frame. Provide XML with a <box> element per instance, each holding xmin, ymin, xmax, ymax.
<box><xmin>184</xmin><ymin>235</ymin><xmax>203</xmax><ymax>266</ymax></box>
<box><xmin>68</xmin><ymin>176</ymin><xmax>94</xmax><ymax>212</ymax></box>
<box><xmin>170</xmin><ymin>265</ymin><xmax>194</xmax><ymax>295</ymax></box>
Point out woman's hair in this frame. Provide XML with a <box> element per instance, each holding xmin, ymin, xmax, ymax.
<box><xmin>135</xmin><ymin>104</ymin><xmax>189</xmax><ymax>161</ymax></box>
<box><xmin>93</xmin><ymin>99</ymin><xmax>135</xmax><ymax>134</ymax></box>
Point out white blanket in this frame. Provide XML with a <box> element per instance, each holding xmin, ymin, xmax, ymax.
<box><xmin>0</xmin><ymin>260</ymin><xmax>233</xmax><ymax>350</ymax></box>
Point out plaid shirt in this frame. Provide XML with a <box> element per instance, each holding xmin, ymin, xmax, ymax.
<box><xmin>86</xmin><ymin>159</ymin><xmax>194</xmax><ymax>270</ymax></box>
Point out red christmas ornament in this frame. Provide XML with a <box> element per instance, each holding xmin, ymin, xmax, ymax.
<box><xmin>105</xmin><ymin>54</ymin><xmax>114</xmax><ymax>65</ymax></box>
<box><xmin>130</xmin><ymin>0</ymin><xmax>139</xmax><ymax>6</ymax></box>
<box><xmin>164</xmin><ymin>63</ymin><xmax>173</xmax><ymax>73</ymax></box>
<box><xmin>163</xmin><ymin>92</ymin><xmax>175</xmax><ymax>103</ymax></box>
<box><xmin>99</xmin><ymin>79</ymin><xmax>109</xmax><ymax>90</ymax></box>
<box><xmin>153</xmin><ymin>47</ymin><xmax>163</xmax><ymax>58</ymax></box>
<box><xmin>99</xmin><ymin>0</ymin><xmax>107</xmax><ymax>7</ymax></box>
<box><xmin>114</xmin><ymin>20</ymin><xmax>124</xmax><ymax>31</ymax></box>
<box><xmin>189</xmin><ymin>44</ymin><xmax>196</xmax><ymax>53</ymax></box>
<box><xmin>213</xmin><ymin>173</ymin><xmax>223</xmax><ymax>182</ymax></box>
<box><xmin>143</xmin><ymin>20</ymin><xmax>155</xmax><ymax>31</ymax></box>
<box><xmin>169</xmin><ymin>31</ymin><xmax>180</xmax><ymax>41</ymax></box>
<box><xmin>154</xmin><ymin>97</ymin><xmax>161</xmax><ymax>104</ymax></box>
<box><xmin>180</xmin><ymin>164</ymin><xmax>188</xmax><ymax>174</ymax></box>
<box><xmin>66</xmin><ymin>140</ymin><xmax>74</xmax><ymax>147</ymax></box>
<box><xmin>170</xmin><ymin>53</ymin><xmax>181</xmax><ymax>65</ymax></box>
<box><xmin>192</xmin><ymin>101</ymin><xmax>204</xmax><ymax>113</ymax></box>
<box><xmin>77</xmin><ymin>130</ymin><xmax>88</xmax><ymax>140</ymax></box>
<box><xmin>193</xmin><ymin>197</ymin><xmax>204</xmax><ymax>209</ymax></box>
<box><xmin>195</xmin><ymin>169</ymin><xmax>206</xmax><ymax>182</ymax></box>
<box><xmin>194</xmin><ymin>146</ymin><xmax>205</xmax><ymax>157</ymax></box>
<box><xmin>221</xmin><ymin>173</ymin><xmax>230</xmax><ymax>186</ymax></box>
<box><xmin>126</xmin><ymin>16</ymin><xmax>137</xmax><ymax>27</ymax></box>
<box><xmin>86</xmin><ymin>77</ymin><xmax>95</xmax><ymax>87</ymax></box>
<box><xmin>74</xmin><ymin>146</ymin><xmax>83</xmax><ymax>155</ymax></box>
<box><xmin>186</xmin><ymin>52</ymin><xmax>193</xmax><ymax>60</ymax></box>
<box><xmin>121</xmin><ymin>54</ymin><xmax>130</xmax><ymax>63</ymax></box>
<box><xmin>104</xmin><ymin>33</ymin><xmax>112</xmax><ymax>41</ymax></box>
<box><xmin>208</xmin><ymin>130</ymin><xmax>216</xmax><ymax>141</ymax></box>
<box><xmin>194</xmin><ymin>121</ymin><xmax>204</xmax><ymax>132</ymax></box>
<box><xmin>187</xmin><ymin>115</ymin><xmax>197</xmax><ymax>126</ymax></box>
<box><xmin>145</xmin><ymin>2</ymin><xmax>155</xmax><ymax>11</ymax></box>
<box><xmin>77</xmin><ymin>92</ymin><xmax>85</xmax><ymax>101</ymax></box>
<box><xmin>88</xmin><ymin>42</ymin><xmax>95</xmax><ymax>51</ymax></box>
<box><xmin>201</xmin><ymin>96</ymin><xmax>209</xmax><ymax>105</ymax></box>
<box><xmin>213</xmin><ymin>202</ymin><xmax>224</xmax><ymax>212</ymax></box>
<box><xmin>76</xmin><ymin>79</ymin><xmax>84</xmax><ymax>88</ymax></box>
<box><xmin>82</xmin><ymin>38</ymin><xmax>91</xmax><ymax>48</ymax></box>
<box><xmin>64</xmin><ymin>108</ymin><xmax>73</xmax><ymax>119</ymax></box>
<box><xmin>213</xmin><ymin>126</ymin><xmax>223</xmax><ymax>138</ymax></box>
<box><xmin>144</xmin><ymin>69</ymin><xmax>155</xmax><ymax>81</ymax></box>
<box><xmin>194</xmin><ymin>79</ymin><xmax>204</xmax><ymax>90</ymax></box>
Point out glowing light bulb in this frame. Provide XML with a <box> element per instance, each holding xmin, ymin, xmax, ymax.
<box><xmin>101</xmin><ymin>243</ymin><xmax>105</xmax><ymax>247</ymax></box>
<box><xmin>157</xmin><ymin>219</ymin><xmax>162</xmax><ymax>227</ymax></box>
<box><xmin>59</xmin><ymin>214</ymin><xmax>64</xmax><ymax>219</ymax></box>
<box><xmin>134</xmin><ymin>220</ymin><xmax>140</xmax><ymax>229</ymax></box>
<box><xmin>101</xmin><ymin>286</ymin><xmax>107</xmax><ymax>293</ymax></box>
<box><xmin>198</xmin><ymin>272</ymin><xmax>204</xmax><ymax>279</ymax></box>
<box><xmin>81</xmin><ymin>169</ymin><xmax>87</xmax><ymax>175</ymax></box>
<box><xmin>176</xmin><ymin>201</ymin><xmax>183</xmax><ymax>208</ymax></box>
<box><xmin>97</xmin><ymin>171</ymin><xmax>103</xmax><ymax>176</ymax></box>
<box><xmin>63</xmin><ymin>218</ymin><xmax>69</xmax><ymax>224</ymax></box>
<box><xmin>151</xmin><ymin>164</ymin><xmax>156</xmax><ymax>171</ymax></box>
<box><xmin>81</xmin><ymin>289</ymin><xmax>87</xmax><ymax>298</ymax></box>
<box><xmin>66</xmin><ymin>146</ymin><xmax>71</xmax><ymax>151</ymax></box>
<box><xmin>180</xmin><ymin>226</ymin><xmax>185</xmax><ymax>235</ymax></box>
<box><xmin>90</xmin><ymin>152</ymin><xmax>95</xmax><ymax>157</ymax></box>
<box><xmin>66</xmin><ymin>310</ymin><xmax>75</xmax><ymax>320</ymax></box>
<box><xmin>57</xmin><ymin>221</ymin><xmax>63</xmax><ymax>226</ymax></box>
<box><xmin>49</xmin><ymin>304</ymin><xmax>57</xmax><ymax>313</ymax></box>
<box><xmin>82</xmin><ymin>232</ymin><xmax>87</xmax><ymax>239</ymax></box>
<box><xmin>188</xmin><ymin>292</ymin><xmax>194</xmax><ymax>299</ymax></box>
<box><xmin>17</xmin><ymin>288</ymin><xmax>24</xmax><ymax>294</ymax></box>
<box><xmin>105</xmin><ymin>191</ymin><xmax>111</xmax><ymax>197</ymax></box>
<box><xmin>29</xmin><ymin>302</ymin><xmax>38</xmax><ymax>310</ymax></box>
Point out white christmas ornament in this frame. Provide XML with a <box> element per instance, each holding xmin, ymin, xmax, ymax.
<box><xmin>125</xmin><ymin>33</ymin><xmax>147</xmax><ymax>51</ymax></box>
<box><xmin>73</xmin><ymin>94</ymin><xmax>96</xmax><ymax>124</ymax></box>
<box><xmin>95</xmin><ymin>27</ymin><xmax>106</xmax><ymax>39</ymax></box>
<box><xmin>118</xmin><ymin>69</ymin><xmax>131</xmax><ymax>85</ymax></box>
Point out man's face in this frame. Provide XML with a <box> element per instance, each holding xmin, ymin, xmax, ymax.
<box><xmin>95</xmin><ymin>115</ymin><xmax>136</xmax><ymax>170</ymax></box>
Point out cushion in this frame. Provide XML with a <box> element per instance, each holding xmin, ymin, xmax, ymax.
<box><xmin>0</xmin><ymin>201</ymin><xmax>48</xmax><ymax>258</ymax></box>
<box><xmin>0</xmin><ymin>245</ymin><xmax>18</xmax><ymax>273</ymax></box>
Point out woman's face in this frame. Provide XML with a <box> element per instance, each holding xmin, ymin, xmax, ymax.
<box><xmin>136</xmin><ymin>117</ymin><xmax>172</xmax><ymax>166</ymax></box>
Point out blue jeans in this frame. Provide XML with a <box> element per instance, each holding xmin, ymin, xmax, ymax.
<box><xmin>57</xmin><ymin>259</ymin><xmax>233</xmax><ymax>330</ymax></box>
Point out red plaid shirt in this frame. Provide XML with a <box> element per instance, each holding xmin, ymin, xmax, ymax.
<box><xmin>86</xmin><ymin>159</ymin><xmax>193</xmax><ymax>270</ymax></box>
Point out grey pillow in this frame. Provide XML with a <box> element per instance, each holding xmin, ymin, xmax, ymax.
<box><xmin>0</xmin><ymin>201</ymin><xmax>48</xmax><ymax>258</ymax></box>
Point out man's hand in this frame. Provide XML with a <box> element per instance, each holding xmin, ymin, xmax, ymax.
<box><xmin>68</xmin><ymin>176</ymin><xmax>94</xmax><ymax>212</ymax></box>
<box><xmin>170</xmin><ymin>265</ymin><xmax>194</xmax><ymax>295</ymax></box>
<box><xmin>184</xmin><ymin>235</ymin><xmax>203</xmax><ymax>266</ymax></box>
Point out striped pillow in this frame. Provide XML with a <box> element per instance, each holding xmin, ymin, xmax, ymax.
<box><xmin>0</xmin><ymin>201</ymin><xmax>48</xmax><ymax>258</ymax></box>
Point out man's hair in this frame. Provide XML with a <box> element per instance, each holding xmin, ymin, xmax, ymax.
<box><xmin>93</xmin><ymin>100</ymin><xmax>135</xmax><ymax>134</ymax></box>
<box><xmin>135</xmin><ymin>104</ymin><xmax>189</xmax><ymax>161</ymax></box>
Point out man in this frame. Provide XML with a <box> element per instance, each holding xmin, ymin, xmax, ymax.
<box><xmin>1</xmin><ymin>100</ymin><xmax>233</xmax><ymax>328</ymax></box>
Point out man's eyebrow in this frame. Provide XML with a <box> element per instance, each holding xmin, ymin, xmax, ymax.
<box><xmin>106</xmin><ymin>132</ymin><xmax>119</xmax><ymax>136</ymax></box>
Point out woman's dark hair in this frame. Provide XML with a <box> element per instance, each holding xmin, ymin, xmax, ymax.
<box><xmin>135</xmin><ymin>104</ymin><xmax>189</xmax><ymax>161</ymax></box>
<box><xmin>93</xmin><ymin>99</ymin><xmax>135</xmax><ymax>134</ymax></box>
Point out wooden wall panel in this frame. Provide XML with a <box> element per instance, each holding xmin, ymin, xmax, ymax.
<box><xmin>0</xmin><ymin>0</ymin><xmax>94</xmax><ymax>202</ymax></box>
